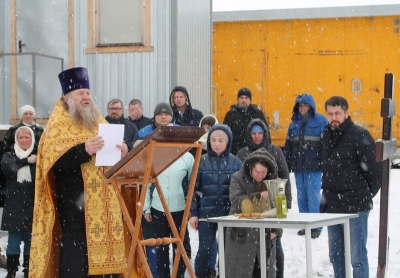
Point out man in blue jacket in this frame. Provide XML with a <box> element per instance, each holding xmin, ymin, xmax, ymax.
<box><xmin>284</xmin><ymin>93</ymin><xmax>328</xmax><ymax>239</ymax></box>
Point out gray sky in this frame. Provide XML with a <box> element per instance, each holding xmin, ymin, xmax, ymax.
<box><xmin>213</xmin><ymin>0</ymin><xmax>400</xmax><ymax>11</ymax></box>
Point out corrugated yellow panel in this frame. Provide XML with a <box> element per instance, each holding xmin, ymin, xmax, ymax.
<box><xmin>267</xmin><ymin>20</ymin><xmax>295</xmax><ymax>144</ymax></box>
<box><xmin>369</xmin><ymin>16</ymin><xmax>400</xmax><ymax>140</ymax></box>
<box><xmin>213</xmin><ymin>22</ymin><xmax>244</xmax><ymax>121</ymax></box>
<box><xmin>342</xmin><ymin>17</ymin><xmax>372</xmax><ymax>132</ymax></box>
<box><xmin>291</xmin><ymin>19</ymin><xmax>322</xmax><ymax>141</ymax></box>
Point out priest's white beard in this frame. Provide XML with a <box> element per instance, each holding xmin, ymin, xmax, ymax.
<box><xmin>67</xmin><ymin>98</ymin><xmax>102</xmax><ymax>130</ymax></box>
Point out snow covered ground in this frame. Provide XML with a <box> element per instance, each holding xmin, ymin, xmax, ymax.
<box><xmin>0</xmin><ymin>171</ymin><xmax>399</xmax><ymax>277</ymax></box>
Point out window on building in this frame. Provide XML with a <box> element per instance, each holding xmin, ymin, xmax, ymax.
<box><xmin>86</xmin><ymin>0</ymin><xmax>153</xmax><ymax>53</ymax></box>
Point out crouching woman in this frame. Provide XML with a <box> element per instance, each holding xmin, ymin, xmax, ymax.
<box><xmin>225</xmin><ymin>147</ymin><xmax>281</xmax><ymax>278</ymax></box>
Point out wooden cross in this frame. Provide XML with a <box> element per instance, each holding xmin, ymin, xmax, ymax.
<box><xmin>375</xmin><ymin>73</ymin><xmax>397</xmax><ymax>278</ymax></box>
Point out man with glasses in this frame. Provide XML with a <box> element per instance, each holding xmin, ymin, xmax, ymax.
<box><xmin>105</xmin><ymin>98</ymin><xmax>138</xmax><ymax>151</ymax></box>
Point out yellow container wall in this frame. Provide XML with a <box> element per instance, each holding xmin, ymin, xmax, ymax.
<box><xmin>213</xmin><ymin>16</ymin><xmax>400</xmax><ymax>146</ymax></box>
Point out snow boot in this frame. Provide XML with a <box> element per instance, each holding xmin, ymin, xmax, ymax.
<box><xmin>6</xmin><ymin>254</ymin><xmax>20</xmax><ymax>278</ymax></box>
<box><xmin>23</xmin><ymin>255</ymin><xmax>29</xmax><ymax>278</ymax></box>
<box><xmin>206</xmin><ymin>269</ymin><xmax>217</xmax><ymax>278</ymax></box>
<box><xmin>276</xmin><ymin>253</ymin><xmax>284</xmax><ymax>278</ymax></box>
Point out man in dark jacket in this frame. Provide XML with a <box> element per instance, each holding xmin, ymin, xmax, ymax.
<box><xmin>321</xmin><ymin>96</ymin><xmax>381</xmax><ymax>278</ymax></box>
<box><xmin>223</xmin><ymin>87</ymin><xmax>269</xmax><ymax>155</ymax></box>
<box><xmin>237</xmin><ymin>118</ymin><xmax>291</xmax><ymax>278</ymax></box>
<box><xmin>105</xmin><ymin>98</ymin><xmax>138</xmax><ymax>150</ymax></box>
<box><xmin>127</xmin><ymin>98</ymin><xmax>152</xmax><ymax>130</ymax></box>
<box><xmin>169</xmin><ymin>86</ymin><xmax>203</xmax><ymax>127</ymax></box>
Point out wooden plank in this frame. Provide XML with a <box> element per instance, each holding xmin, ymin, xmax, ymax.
<box><xmin>68</xmin><ymin>0</ymin><xmax>74</xmax><ymax>68</ymax></box>
<box><xmin>10</xmin><ymin>0</ymin><xmax>17</xmax><ymax>120</ymax></box>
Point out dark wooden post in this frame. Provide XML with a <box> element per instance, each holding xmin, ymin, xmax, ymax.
<box><xmin>375</xmin><ymin>73</ymin><xmax>397</xmax><ymax>278</ymax></box>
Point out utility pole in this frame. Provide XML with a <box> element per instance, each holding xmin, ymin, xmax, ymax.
<box><xmin>375</xmin><ymin>73</ymin><xmax>397</xmax><ymax>278</ymax></box>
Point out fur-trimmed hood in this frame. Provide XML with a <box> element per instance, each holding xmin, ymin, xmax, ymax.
<box><xmin>242</xmin><ymin>147</ymin><xmax>278</xmax><ymax>180</ymax></box>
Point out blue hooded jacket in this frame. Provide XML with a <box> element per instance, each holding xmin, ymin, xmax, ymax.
<box><xmin>190</xmin><ymin>124</ymin><xmax>242</xmax><ymax>218</ymax></box>
<box><xmin>284</xmin><ymin>94</ymin><xmax>328</xmax><ymax>172</ymax></box>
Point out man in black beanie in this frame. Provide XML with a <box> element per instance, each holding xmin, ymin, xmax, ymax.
<box><xmin>223</xmin><ymin>87</ymin><xmax>269</xmax><ymax>155</ymax></box>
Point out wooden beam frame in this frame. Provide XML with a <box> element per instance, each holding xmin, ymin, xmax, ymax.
<box><xmin>68</xmin><ymin>0</ymin><xmax>74</xmax><ymax>68</ymax></box>
<box><xmin>10</xmin><ymin>0</ymin><xmax>17</xmax><ymax>120</ymax></box>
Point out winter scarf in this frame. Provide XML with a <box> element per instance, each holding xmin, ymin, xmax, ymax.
<box><xmin>14</xmin><ymin>127</ymin><xmax>35</xmax><ymax>183</ymax></box>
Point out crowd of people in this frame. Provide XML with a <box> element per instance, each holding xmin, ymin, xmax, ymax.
<box><xmin>0</xmin><ymin>66</ymin><xmax>381</xmax><ymax>278</ymax></box>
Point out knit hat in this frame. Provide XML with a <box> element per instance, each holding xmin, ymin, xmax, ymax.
<box><xmin>210</xmin><ymin>129</ymin><xmax>229</xmax><ymax>143</ymax></box>
<box><xmin>154</xmin><ymin>102</ymin><xmax>173</xmax><ymax>116</ymax></box>
<box><xmin>58</xmin><ymin>67</ymin><xmax>90</xmax><ymax>95</ymax></box>
<box><xmin>19</xmin><ymin>105</ymin><xmax>36</xmax><ymax>119</ymax></box>
<box><xmin>237</xmin><ymin>87</ymin><xmax>252</xmax><ymax>100</ymax></box>
<box><xmin>250</xmin><ymin>125</ymin><xmax>263</xmax><ymax>134</ymax></box>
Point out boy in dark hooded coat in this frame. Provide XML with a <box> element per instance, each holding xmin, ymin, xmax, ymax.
<box><xmin>169</xmin><ymin>86</ymin><xmax>203</xmax><ymax>127</ymax></box>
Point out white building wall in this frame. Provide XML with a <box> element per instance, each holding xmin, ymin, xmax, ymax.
<box><xmin>175</xmin><ymin>0</ymin><xmax>212</xmax><ymax>115</ymax></box>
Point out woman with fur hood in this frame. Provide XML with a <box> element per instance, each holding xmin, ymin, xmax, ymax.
<box><xmin>225</xmin><ymin>147</ymin><xmax>282</xmax><ymax>278</ymax></box>
<box><xmin>236</xmin><ymin>118</ymin><xmax>291</xmax><ymax>278</ymax></box>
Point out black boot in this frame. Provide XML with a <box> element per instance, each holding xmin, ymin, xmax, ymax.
<box><xmin>276</xmin><ymin>253</ymin><xmax>284</xmax><ymax>278</ymax></box>
<box><xmin>6</xmin><ymin>254</ymin><xmax>20</xmax><ymax>278</ymax></box>
<box><xmin>23</xmin><ymin>255</ymin><xmax>29</xmax><ymax>278</ymax></box>
<box><xmin>206</xmin><ymin>269</ymin><xmax>217</xmax><ymax>278</ymax></box>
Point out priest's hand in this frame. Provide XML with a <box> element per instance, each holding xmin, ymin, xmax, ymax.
<box><xmin>116</xmin><ymin>142</ymin><xmax>128</xmax><ymax>158</ymax></box>
<box><xmin>85</xmin><ymin>136</ymin><xmax>104</xmax><ymax>155</ymax></box>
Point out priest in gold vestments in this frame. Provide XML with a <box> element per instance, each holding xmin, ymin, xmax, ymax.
<box><xmin>29</xmin><ymin>67</ymin><xmax>144</xmax><ymax>278</ymax></box>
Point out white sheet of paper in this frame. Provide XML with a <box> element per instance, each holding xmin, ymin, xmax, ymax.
<box><xmin>95</xmin><ymin>124</ymin><xmax>124</xmax><ymax>166</ymax></box>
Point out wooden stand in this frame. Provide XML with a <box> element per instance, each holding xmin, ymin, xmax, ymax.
<box><xmin>105</xmin><ymin>126</ymin><xmax>205</xmax><ymax>278</ymax></box>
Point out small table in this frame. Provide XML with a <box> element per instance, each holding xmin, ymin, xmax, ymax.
<box><xmin>208</xmin><ymin>212</ymin><xmax>358</xmax><ymax>278</ymax></box>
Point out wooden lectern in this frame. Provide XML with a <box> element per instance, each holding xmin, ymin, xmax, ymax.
<box><xmin>105</xmin><ymin>126</ymin><xmax>205</xmax><ymax>278</ymax></box>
